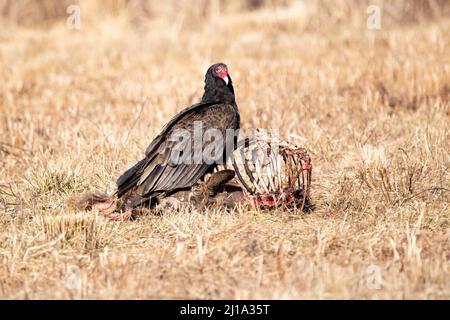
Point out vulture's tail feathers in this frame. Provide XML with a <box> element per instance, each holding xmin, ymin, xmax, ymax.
<box><xmin>116</xmin><ymin>157</ymin><xmax>148</xmax><ymax>197</ymax></box>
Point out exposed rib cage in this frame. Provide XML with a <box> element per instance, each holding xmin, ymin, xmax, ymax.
<box><xmin>224</xmin><ymin>129</ymin><xmax>312</xmax><ymax>210</ymax></box>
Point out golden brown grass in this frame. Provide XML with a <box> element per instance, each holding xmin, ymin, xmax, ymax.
<box><xmin>0</xmin><ymin>0</ymin><xmax>449</xmax><ymax>299</ymax></box>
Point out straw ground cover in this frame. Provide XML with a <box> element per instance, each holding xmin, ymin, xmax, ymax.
<box><xmin>0</xmin><ymin>0</ymin><xmax>449</xmax><ymax>299</ymax></box>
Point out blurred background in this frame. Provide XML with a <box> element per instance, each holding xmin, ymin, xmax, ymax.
<box><xmin>1</xmin><ymin>0</ymin><xmax>449</xmax><ymax>170</ymax></box>
<box><xmin>0</xmin><ymin>0</ymin><xmax>449</xmax><ymax>185</ymax></box>
<box><xmin>1</xmin><ymin>0</ymin><xmax>450</xmax><ymax>27</ymax></box>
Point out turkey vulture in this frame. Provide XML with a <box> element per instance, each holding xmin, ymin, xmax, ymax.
<box><xmin>116</xmin><ymin>63</ymin><xmax>240</xmax><ymax>210</ymax></box>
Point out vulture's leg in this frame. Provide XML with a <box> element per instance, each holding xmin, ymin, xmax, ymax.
<box><xmin>152</xmin><ymin>170</ymin><xmax>237</xmax><ymax>211</ymax></box>
<box><xmin>189</xmin><ymin>169</ymin><xmax>237</xmax><ymax>207</ymax></box>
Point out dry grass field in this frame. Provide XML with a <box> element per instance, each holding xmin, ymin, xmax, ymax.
<box><xmin>0</xmin><ymin>0</ymin><xmax>449</xmax><ymax>299</ymax></box>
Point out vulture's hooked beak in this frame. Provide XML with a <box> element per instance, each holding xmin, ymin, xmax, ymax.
<box><xmin>222</xmin><ymin>75</ymin><xmax>229</xmax><ymax>85</ymax></box>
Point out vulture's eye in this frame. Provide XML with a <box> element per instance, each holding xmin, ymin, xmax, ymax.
<box><xmin>214</xmin><ymin>67</ymin><xmax>220</xmax><ymax>74</ymax></box>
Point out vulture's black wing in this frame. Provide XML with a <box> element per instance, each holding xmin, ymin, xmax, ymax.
<box><xmin>116</xmin><ymin>101</ymin><xmax>215</xmax><ymax>195</ymax></box>
<box><xmin>116</xmin><ymin>101</ymin><xmax>239</xmax><ymax>200</ymax></box>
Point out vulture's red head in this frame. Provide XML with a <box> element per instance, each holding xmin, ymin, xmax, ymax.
<box><xmin>202</xmin><ymin>62</ymin><xmax>235</xmax><ymax>103</ymax></box>
<box><xmin>210</xmin><ymin>63</ymin><xmax>230</xmax><ymax>85</ymax></box>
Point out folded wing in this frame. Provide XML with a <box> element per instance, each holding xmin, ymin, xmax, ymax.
<box><xmin>116</xmin><ymin>102</ymin><xmax>238</xmax><ymax>200</ymax></box>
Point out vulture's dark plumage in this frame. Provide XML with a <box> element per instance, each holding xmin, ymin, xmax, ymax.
<box><xmin>116</xmin><ymin>63</ymin><xmax>240</xmax><ymax>210</ymax></box>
